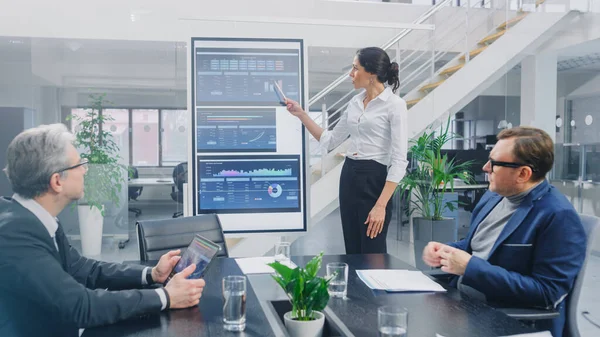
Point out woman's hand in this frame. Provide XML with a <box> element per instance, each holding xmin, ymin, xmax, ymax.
<box><xmin>285</xmin><ymin>98</ymin><xmax>305</xmax><ymax>118</ymax></box>
<box><xmin>365</xmin><ymin>204</ymin><xmax>386</xmax><ymax>239</ymax></box>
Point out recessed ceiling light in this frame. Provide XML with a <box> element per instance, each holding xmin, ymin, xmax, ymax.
<box><xmin>9</xmin><ymin>40</ymin><xmax>24</xmax><ymax>44</ymax></box>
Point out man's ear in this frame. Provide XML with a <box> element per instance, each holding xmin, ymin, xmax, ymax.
<box><xmin>517</xmin><ymin>166</ymin><xmax>533</xmax><ymax>183</ymax></box>
<box><xmin>48</xmin><ymin>173</ymin><xmax>64</xmax><ymax>194</ymax></box>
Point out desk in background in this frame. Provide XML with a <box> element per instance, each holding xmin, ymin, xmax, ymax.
<box><xmin>83</xmin><ymin>254</ymin><xmax>534</xmax><ymax>337</ymax></box>
<box><xmin>128</xmin><ymin>178</ymin><xmax>175</xmax><ymax>187</ymax></box>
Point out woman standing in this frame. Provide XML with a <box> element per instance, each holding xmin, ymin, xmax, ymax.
<box><xmin>286</xmin><ymin>47</ymin><xmax>408</xmax><ymax>254</ymax></box>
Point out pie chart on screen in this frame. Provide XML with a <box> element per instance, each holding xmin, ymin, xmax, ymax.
<box><xmin>268</xmin><ymin>183</ymin><xmax>283</xmax><ymax>198</ymax></box>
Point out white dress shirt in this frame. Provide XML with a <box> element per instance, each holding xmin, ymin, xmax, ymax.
<box><xmin>319</xmin><ymin>86</ymin><xmax>409</xmax><ymax>183</ymax></box>
<box><xmin>11</xmin><ymin>194</ymin><xmax>168</xmax><ymax>318</ymax></box>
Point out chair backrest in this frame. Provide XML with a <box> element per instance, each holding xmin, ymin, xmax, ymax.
<box><xmin>172</xmin><ymin>162</ymin><xmax>188</xmax><ymax>192</ymax></box>
<box><xmin>136</xmin><ymin>214</ymin><xmax>228</xmax><ymax>262</ymax></box>
<box><xmin>566</xmin><ymin>214</ymin><xmax>599</xmax><ymax>337</ymax></box>
<box><xmin>128</xmin><ymin>166</ymin><xmax>143</xmax><ymax>200</ymax></box>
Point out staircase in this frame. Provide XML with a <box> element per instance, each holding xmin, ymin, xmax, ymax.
<box><xmin>308</xmin><ymin>0</ymin><xmax>577</xmax><ymax>224</ymax></box>
<box><xmin>405</xmin><ymin>0</ymin><xmax>549</xmax><ymax>110</ymax></box>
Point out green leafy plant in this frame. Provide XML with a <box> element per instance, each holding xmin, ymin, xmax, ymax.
<box><xmin>398</xmin><ymin>117</ymin><xmax>475</xmax><ymax>220</ymax></box>
<box><xmin>268</xmin><ymin>252</ymin><xmax>332</xmax><ymax>321</ymax></box>
<box><xmin>66</xmin><ymin>94</ymin><xmax>127</xmax><ymax>216</ymax></box>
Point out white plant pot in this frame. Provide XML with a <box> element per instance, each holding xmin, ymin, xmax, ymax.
<box><xmin>77</xmin><ymin>205</ymin><xmax>104</xmax><ymax>257</ymax></box>
<box><xmin>283</xmin><ymin>311</ymin><xmax>325</xmax><ymax>337</ymax></box>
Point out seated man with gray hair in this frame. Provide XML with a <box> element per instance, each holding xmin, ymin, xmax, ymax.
<box><xmin>0</xmin><ymin>124</ymin><xmax>205</xmax><ymax>337</ymax></box>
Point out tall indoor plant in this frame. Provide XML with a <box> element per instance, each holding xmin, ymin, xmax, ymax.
<box><xmin>398</xmin><ymin>117</ymin><xmax>475</xmax><ymax>269</ymax></box>
<box><xmin>268</xmin><ymin>252</ymin><xmax>332</xmax><ymax>337</ymax></box>
<box><xmin>67</xmin><ymin>94</ymin><xmax>126</xmax><ymax>256</ymax></box>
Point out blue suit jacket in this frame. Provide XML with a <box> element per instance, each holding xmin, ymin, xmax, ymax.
<box><xmin>448</xmin><ymin>180</ymin><xmax>586</xmax><ymax>337</ymax></box>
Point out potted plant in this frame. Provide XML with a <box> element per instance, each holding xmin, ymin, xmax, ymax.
<box><xmin>398</xmin><ymin>117</ymin><xmax>475</xmax><ymax>270</ymax></box>
<box><xmin>268</xmin><ymin>252</ymin><xmax>332</xmax><ymax>337</ymax></box>
<box><xmin>67</xmin><ymin>94</ymin><xmax>127</xmax><ymax>256</ymax></box>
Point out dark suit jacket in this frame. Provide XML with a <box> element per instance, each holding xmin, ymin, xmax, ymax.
<box><xmin>448</xmin><ymin>180</ymin><xmax>587</xmax><ymax>337</ymax></box>
<box><xmin>0</xmin><ymin>197</ymin><xmax>163</xmax><ymax>337</ymax></box>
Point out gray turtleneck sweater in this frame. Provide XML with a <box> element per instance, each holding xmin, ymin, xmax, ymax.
<box><xmin>458</xmin><ymin>182</ymin><xmax>541</xmax><ymax>300</ymax></box>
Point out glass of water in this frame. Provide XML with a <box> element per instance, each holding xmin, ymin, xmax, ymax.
<box><xmin>378</xmin><ymin>306</ymin><xmax>408</xmax><ymax>337</ymax></box>
<box><xmin>274</xmin><ymin>241</ymin><xmax>291</xmax><ymax>264</ymax></box>
<box><xmin>222</xmin><ymin>275</ymin><xmax>247</xmax><ymax>331</ymax></box>
<box><xmin>326</xmin><ymin>262</ymin><xmax>348</xmax><ymax>298</ymax></box>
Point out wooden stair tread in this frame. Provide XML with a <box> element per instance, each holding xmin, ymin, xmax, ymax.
<box><xmin>406</xmin><ymin>98</ymin><xmax>422</xmax><ymax>107</ymax></box>
<box><xmin>440</xmin><ymin>63</ymin><xmax>464</xmax><ymax>76</ymax></box>
<box><xmin>498</xmin><ymin>13</ymin><xmax>528</xmax><ymax>30</ymax></box>
<box><xmin>459</xmin><ymin>45</ymin><xmax>488</xmax><ymax>61</ymax></box>
<box><xmin>479</xmin><ymin>29</ymin><xmax>506</xmax><ymax>45</ymax></box>
<box><xmin>420</xmin><ymin>80</ymin><xmax>445</xmax><ymax>92</ymax></box>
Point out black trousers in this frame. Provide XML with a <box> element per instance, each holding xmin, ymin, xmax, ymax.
<box><xmin>339</xmin><ymin>158</ymin><xmax>393</xmax><ymax>254</ymax></box>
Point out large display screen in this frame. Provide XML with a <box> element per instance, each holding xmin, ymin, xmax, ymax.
<box><xmin>191</xmin><ymin>38</ymin><xmax>306</xmax><ymax>233</ymax></box>
<box><xmin>195</xmin><ymin>48</ymin><xmax>300</xmax><ymax>106</ymax></box>
<box><xmin>196</xmin><ymin>108</ymin><xmax>276</xmax><ymax>152</ymax></box>
<box><xmin>197</xmin><ymin>155</ymin><xmax>301</xmax><ymax>213</ymax></box>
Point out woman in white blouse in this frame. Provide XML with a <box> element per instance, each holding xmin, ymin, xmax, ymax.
<box><xmin>286</xmin><ymin>47</ymin><xmax>408</xmax><ymax>254</ymax></box>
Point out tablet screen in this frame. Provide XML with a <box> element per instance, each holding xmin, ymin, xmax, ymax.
<box><xmin>165</xmin><ymin>234</ymin><xmax>221</xmax><ymax>284</ymax></box>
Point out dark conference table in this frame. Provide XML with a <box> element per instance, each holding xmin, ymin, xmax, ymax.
<box><xmin>82</xmin><ymin>254</ymin><xmax>535</xmax><ymax>337</ymax></box>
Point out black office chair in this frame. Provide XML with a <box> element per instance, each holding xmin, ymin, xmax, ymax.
<box><xmin>170</xmin><ymin>162</ymin><xmax>187</xmax><ymax>218</ymax></box>
<box><xmin>136</xmin><ymin>214</ymin><xmax>229</xmax><ymax>262</ymax></box>
<box><xmin>128</xmin><ymin>166</ymin><xmax>143</xmax><ymax>217</ymax></box>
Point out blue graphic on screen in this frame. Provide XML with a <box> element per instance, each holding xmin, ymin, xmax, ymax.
<box><xmin>197</xmin><ymin>108</ymin><xmax>276</xmax><ymax>152</ymax></box>
<box><xmin>198</xmin><ymin>155</ymin><xmax>301</xmax><ymax>213</ymax></box>
<box><xmin>195</xmin><ymin>48</ymin><xmax>300</xmax><ymax>106</ymax></box>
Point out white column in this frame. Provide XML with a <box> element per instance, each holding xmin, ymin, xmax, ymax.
<box><xmin>520</xmin><ymin>53</ymin><xmax>558</xmax><ymax>143</ymax></box>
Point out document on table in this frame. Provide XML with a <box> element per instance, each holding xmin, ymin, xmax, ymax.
<box><xmin>436</xmin><ymin>331</ymin><xmax>553</xmax><ymax>337</ymax></box>
<box><xmin>356</xmin><ymin>269</ymin><xmax>446</xmax><ymax>292</ymax></box>
<box><xmin>235</xmin><ymin>257</ymin><xmax>297</xmax><ymax>274</ymax></box>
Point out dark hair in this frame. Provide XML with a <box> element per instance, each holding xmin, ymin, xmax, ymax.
<box><xmin>356</xmin><ymin>47</ymin><xmax>400</xmax><ymax>93</ymax></box>
<box><xmin>496</xmin><ymin>126</ymin><xmax>554</xmax><ymax>181</ymax></box>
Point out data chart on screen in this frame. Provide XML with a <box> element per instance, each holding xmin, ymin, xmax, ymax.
<box><xmin>197</xmin><ymin>155</ymin><xmax>301</xmax><ymax>213</ymax></box>
<box><xmin>195</xmin><ymin>48</ymin><xmax>300</xmax><ymax>106</ymax></box>
<box><xmin>196</xmin><ymin>108</ymin><xmax>276</xmax><ymax>152</ymax></box>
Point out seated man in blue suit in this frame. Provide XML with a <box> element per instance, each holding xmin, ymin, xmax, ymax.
<box><xmin>423</xmin><ymin>126</ymin><xmax>586</xmax><ymax>337</ymax></box>
<box><xmin>0</xmin><ymin>124</ymin><xmax>207</xmax><ymax>337</ymax></box>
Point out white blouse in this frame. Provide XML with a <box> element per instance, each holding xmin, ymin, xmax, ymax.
<box><xmin>319</xmin><ymin>87</ymin><xmax>408</xmax><ymax>183</ymax></box>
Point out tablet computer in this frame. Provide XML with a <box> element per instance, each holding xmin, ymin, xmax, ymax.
<box><xmin>164</xmin><ymin>234</ymin><xmax>221</xmax><ymax>285</ymax></box>
<box><xmin>273</xmin><ymin>80</ymin><xmax>287</xmax><ymax>106</ymax></box>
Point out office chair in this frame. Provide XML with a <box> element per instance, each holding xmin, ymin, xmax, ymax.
<box><xmin>170</xmin><ymin>162</ymin><xmax>187</xmax><ymax>218</ymax></box>
<box><xmin>136</xmin><ymin>214</ymin><xmax>228</xmax><ymax>262</ymax></box>
<box><xmin>128</xmin><ymin>166</ymin><xmax>143</xmax><ymax>216</ymax></box>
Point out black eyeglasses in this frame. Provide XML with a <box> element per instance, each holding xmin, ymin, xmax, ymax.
<box><xmin>489</xmin><ymin>160</ymin><xmax>537</xmax><ymax>173</ymax></box>
<box><xmin>56</xmin><ymin>159</ymin><xmax>89</xmax><ymax>174</ymax></box>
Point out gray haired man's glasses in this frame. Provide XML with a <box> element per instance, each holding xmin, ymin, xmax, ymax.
<box><xmin>56</xmin><ymin>159</ymin><xmax>89</xmax><ymax>174</ymax></box>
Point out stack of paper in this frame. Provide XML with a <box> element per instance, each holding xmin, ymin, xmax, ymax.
<box><xmin>356</xmin><ymin>269</ymin><xmax>446</xmax><ymax>292</ymax></box>
<box><xmin>235</xmin><ymin>257</ymin><xmax>297</xmax><ymax>275</ymax></box>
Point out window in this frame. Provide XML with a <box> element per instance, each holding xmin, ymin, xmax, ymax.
<box><xmin>103</xmin><ymin>109</ymin><xmax>130</xmax><ymax>165</ymax></box>
<box><xmin>162</xmin><ymin>109</ymin><xmax>188</xmax><ymax>166</ymax></box>
<box><xmin>67</xmin><ymin>107</ymin><xmax>188</xmax><ymax>167</ymax></box>
<box><xmin>132</xmin><ymin>109</ymin><xmax>159</xmax><ymax>166</ymax></box>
